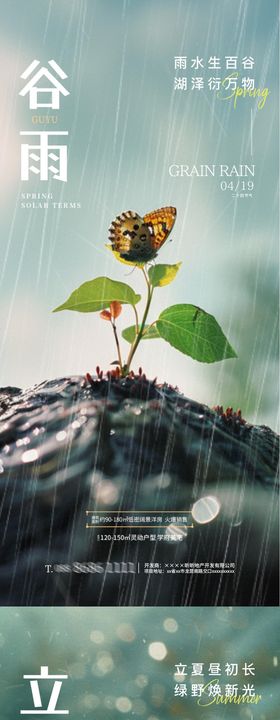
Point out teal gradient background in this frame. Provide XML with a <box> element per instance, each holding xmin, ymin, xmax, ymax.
<box><xmin>0</xmin><ymin>607</ymin><xmax>279</xmax><ymax>719</ymax></box>
<box><xmin>0</xmin><ymin>0</ymin><xmax>278</xmax><ymax>428</ymax></box>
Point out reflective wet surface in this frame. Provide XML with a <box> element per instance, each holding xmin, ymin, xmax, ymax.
<box><xmin>0</xmin><ymin>376</ymin><xmax>278</xmax><ymax>605</ymax></box>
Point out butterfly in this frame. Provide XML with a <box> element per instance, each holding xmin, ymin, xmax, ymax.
<box><xmin>108</xmin><ymin>206</ymin><xmax>177</xmax><ymax>263</ymax></box>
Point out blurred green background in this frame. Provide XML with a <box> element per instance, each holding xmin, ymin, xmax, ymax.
<box><xmin>0</xmin><ymin>0</ymin><xmax>278</xmax><ymax>429</ymax></box>
<box><xmin>0</xmin><ymin>607</ymin><xmax>279</xmax><ymax>719</ymax></box>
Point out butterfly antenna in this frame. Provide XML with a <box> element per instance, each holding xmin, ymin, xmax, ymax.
<box><xmin>125</xmin><ymin>266</ymin><xmax>137</xmax><ymax>276</ymax></box>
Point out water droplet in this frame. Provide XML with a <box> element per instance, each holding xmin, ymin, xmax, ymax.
<box><xmin>16</xmin><ymin>437</ymin><xmax>30</xmax><ymax>447</ymax></box>
<box><xmin>33</xmin><ymin>427</ymin><xmax>44</xmax><ymax>436</ymax></box>
<box><xmin>22</xmin><ymin>448</ymin><xmax>38</xmax><ymax>463</ymax></box>
<box><xmin>56</xmin><ymin>430</ymin><xmax>67</xmax><ymax>442</ymax></box>
<box><xmin>132</xmin><ymin>407</ymin><xmax>142</xmax><ymax>415</ymax></box>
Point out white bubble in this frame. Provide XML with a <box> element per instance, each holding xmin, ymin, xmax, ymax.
<box><xmin>16</xmin><ymin>437</ymin><xmax>30</xmax><ymax>447</ymax></box>
<box><xmin>56</xmin><ymin>430</ymin><xmax>67</xmax><ymax>442</ymax></box>
<box><xmin>22</xmin><ymin>448</ymin><xmax>38</xmax><ymax>463</ymax></box>
<box><xmin>148</xmin><ymin>641</ymin><xmax>167</xmax><ymax>661</ymax></box>
<box><xmin>192</xmin><ymin>495</ymin><xmax>220</xmax><ymax>524</ymax></box>
<box><xmin>115</xmin><ymin>696</ymin><xmax>132</xmax><ymax>713</ymax></box>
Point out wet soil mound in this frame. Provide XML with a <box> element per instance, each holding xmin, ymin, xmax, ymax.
<box><xmin>0</xmin><ymin>374</ymin><xmax>278</xmax><ymax>606</ymax></box>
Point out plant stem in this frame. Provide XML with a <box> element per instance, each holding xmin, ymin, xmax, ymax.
<box><xmin>133</xmin><ymin>304</ymin><xmax>139</xmax><ymax>335</ymax></box>
<box><xmin>124</xmin><ymin>267</ymin><xmax>153</xmax><ymax>373</ymax></box>
<box><xmin>142</xmin><ymin>265</ymin><xmax>150</xmax><ymax>290</ymax></box>
<box><xmin>111</xmin><ymin>319</ymin><xmax>123</xmax><ymax>371</ymax></box>
<box><xmin>142</xmin><ymin>319</ymin><xmax>156</xmax><ymax>337</ymax></box>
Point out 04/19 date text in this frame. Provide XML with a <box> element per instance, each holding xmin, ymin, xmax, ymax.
<box><xmin>221</xmin><ymin>180</ymin><xmax>254</xmax><ymax>192</ymax></box>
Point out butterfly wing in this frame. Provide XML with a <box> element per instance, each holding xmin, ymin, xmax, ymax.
<box><xmin>143</xmin><ymin>206</ymin><xmax>177</xmax><ymax>251</ymax></box>
<box><xmin>108</xmin><ymin>210</ymin><xmax>156</xmax><ymax>262</ymax></box>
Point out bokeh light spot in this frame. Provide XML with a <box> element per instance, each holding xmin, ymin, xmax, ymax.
<box><xmin>148</xmin><ymin>641</ymin><xmax>167</xmax><ymax>661</ymax></box>
<box><xmin>192</xmin><ymin>495</ymin><xmax>220</xmax><ymax>524</ymax></box>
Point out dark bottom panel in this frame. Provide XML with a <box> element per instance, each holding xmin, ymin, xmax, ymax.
<box><xmin>1</xmin><ymin>378</ymin><xmax>279</xmax><ymax>605</ymax></box>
